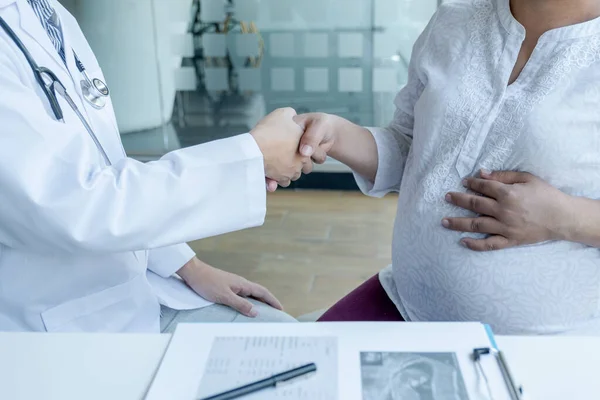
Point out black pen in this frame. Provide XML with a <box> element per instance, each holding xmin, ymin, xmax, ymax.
<box><xmin>199</xmin><ymin>363</ymin><xmax>317</xmax><ymax>400</ymax></box>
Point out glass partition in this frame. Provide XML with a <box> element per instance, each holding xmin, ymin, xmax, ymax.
<box><xmin>69</xmin><ymin>0</ymin><xmax>439</xmax><ymax>175</ymax></box>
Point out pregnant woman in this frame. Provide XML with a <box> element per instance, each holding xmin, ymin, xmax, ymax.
<box><xmin>296</xmin><ymin>0</ymin><xmax>600</xmax><ymax>335</ymax></box>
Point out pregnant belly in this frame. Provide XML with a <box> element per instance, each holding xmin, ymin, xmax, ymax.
<box><xmin>392</xmin><ymin>219</ymin><xmax>600</xmax><ymax>334</ymax></box>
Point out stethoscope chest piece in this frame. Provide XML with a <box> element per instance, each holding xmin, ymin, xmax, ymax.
<box><xmin>80</xmin><ymin>75</ymin><xmax>109</xmax><ymax>109</ymax></box>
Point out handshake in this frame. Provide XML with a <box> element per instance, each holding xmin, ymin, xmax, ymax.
<box><xmin>250</xmin><ymin>108</ymin><xmax>336</xmax><ymax>191</ymax></box>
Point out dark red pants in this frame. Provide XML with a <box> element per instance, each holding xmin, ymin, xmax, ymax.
<box><xmin>318</xmin><ymin>274</ymin><xmax>405</xmax><ymax>322</ymax></box>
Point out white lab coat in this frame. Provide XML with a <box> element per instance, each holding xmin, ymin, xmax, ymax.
<box><xmin>0</xmin><ymin>0</ymin><xmax>266</xmax><ymax>332</ymax></box>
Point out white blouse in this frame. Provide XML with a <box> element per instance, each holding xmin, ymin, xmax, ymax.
<box><xmin>355</xmin><ymin>0</ymin><xmax>600</xmax><ymax>335</ymax></box>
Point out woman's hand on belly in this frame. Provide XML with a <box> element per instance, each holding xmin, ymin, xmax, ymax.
<box><xmin>441</xmin><ymin>170</ymin><xmax>573</xmax><ymax>251</ymax></box>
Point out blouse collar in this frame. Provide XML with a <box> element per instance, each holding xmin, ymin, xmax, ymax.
<box><xmin>496</xmin><ymin>0</ymin><xmax>600</xmax><ymax>41</ymax></box>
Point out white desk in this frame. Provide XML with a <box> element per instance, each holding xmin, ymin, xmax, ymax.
<box><xmin>0</xmin><ymin>333</ymin><xmax>170</xmax><ymax>400</ymax></box>
<box><xmin>1</xmin><ymin>333</ymin><xmax>598</xmax><ymax>400</ymax></box>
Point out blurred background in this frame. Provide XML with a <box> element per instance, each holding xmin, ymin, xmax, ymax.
<box><xmin>59</xmin><ymin>0</ymin><xmax>440</xmax><ymax>317</ymax></box>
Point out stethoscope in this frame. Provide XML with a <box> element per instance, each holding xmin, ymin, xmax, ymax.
<box><xmin>0</xmin><ymin>15</ymin><xmax>112</xmax><ymax>165</ymax></box>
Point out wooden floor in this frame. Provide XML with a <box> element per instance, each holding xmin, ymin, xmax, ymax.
<box><xmin>188</xmin><ymin>190</ymin><xmax>398</xmax><ymax>317</ymax></box>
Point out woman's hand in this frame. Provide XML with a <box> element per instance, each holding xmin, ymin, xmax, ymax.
<box><xmin>294</xmin><ymin>112</ymin><xmax>339</xmax><ymax>164</ymax></box>
<box><xmin>177</xmin><ymin>257</ymin><xmax>283</xmax><ymax>317</ymax></box>
<box><xmin>295</xmin><ymin>112</ymin><xmax>379</xmax><ymax>182</ymax></box>
<box><xmin>442</xmin><ymin>170</ymin><xmax>573</xmax><ymax>251</ymax></box>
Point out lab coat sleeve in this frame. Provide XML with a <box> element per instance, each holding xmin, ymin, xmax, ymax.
<box><xmin>0</xmin><ymin>49</ymin><xmax>266</xmax><ymax>255</ymax></box>
<box><xmin>147</xmin><ymin>243</ymin><xmax>197</xmax><ymax>278</ymax></box>
<box><xmin>353</xmin><ymin>11</ymin><xmax>437</xmax><ymax>198</ymax></box>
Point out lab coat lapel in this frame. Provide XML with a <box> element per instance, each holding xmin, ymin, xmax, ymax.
<box><xmin>0</xmin><ymin>0</ymin><xmax>74</xmax><ymax>108</ymax></box>
<box><xmin>2</xmin><ymin>0</ymin><xmax>125</xmax><ymax>165</ymax></box>
<box><xmin>61</xmin><ymin>21</ymin><xmax>78</xmax><ymax>87</ymax></box>
<box><xmin>59</xmin><ymin>14</ymin><xmax>91</xmax><ymax>120</ymax></box>
<box><xmin>0</xmin><ymin>0</ymin><xmax>16</xmax><ymax>9</ymax></box>
<box><xmin>14</xmin><ymin>0</ymin><xmax>69</xmax><ymax>74</ymax></box>
<box><xmin>58</xmin><ymin>7</ymin><xmax>126</xmax><ymax>164</ymax></box>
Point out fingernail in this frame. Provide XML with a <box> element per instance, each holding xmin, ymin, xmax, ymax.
<box><xmin>480</xmin><ymin>168</ymin><xmax>491</xmax><ymax>176</ymax></box>
<box><xmin>445</xmin><ymin>194</ymin><xmax>452</xmax><ymax>202</ymax></box>
<box><xmin>249</xmin><ymin>308</ymin><xmax>258</xmax><ymax>317</ymax></box>
<box><xmin>301</xmin><ymin>145</ymin><xmax>313</xmax><ymax>156</ymax></box>
<box><xmin>442</xmin><ymin>219</ymin><xmax>450</xmax><ymax>228</ymax></box>
<box><xmin>460</xmin><ymin>239</ymin><xmax>468</xmax><ymax>247</ymax></box>
<box><xmin>461</xmin><ymin>179</ymin><xmax>468</xmax><ymax>187</ymax></box>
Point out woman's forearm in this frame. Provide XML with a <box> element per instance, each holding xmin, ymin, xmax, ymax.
<box><xmin>328</xmin><ymin>115</ymin><xmax>379</xmax><ymax>182</ymax></box>
<box><xmin>562</xmin><ymin>196</ymin><xmax>600</xmax><ymax>248</ymax></box>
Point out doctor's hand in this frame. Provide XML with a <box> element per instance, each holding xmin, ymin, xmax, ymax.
<box><xmin>251</xmin><ymin>108</ymin><xmax>311</xmax><ymax>188</ymax></box>
<box><xmin>177</xmin><ymin>257</ymin><xmax>283</xmax><ymax>317</ymax></box>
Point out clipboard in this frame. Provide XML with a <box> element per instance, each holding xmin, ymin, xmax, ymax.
<box><xmin>474</xmin><ymin>324</ymin><xmax>525</xmax><ymax>400</ymax></box>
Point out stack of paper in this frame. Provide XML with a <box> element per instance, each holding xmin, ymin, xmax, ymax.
<box><xmin>146</xmin><ymin>322</ymin><xmax>513</xmax><ymax>400</ymax></box>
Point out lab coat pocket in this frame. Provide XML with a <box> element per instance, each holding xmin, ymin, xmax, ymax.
<box><xmin>41</xmin><ymin>274</ymin><xmax>154</xmax><ymax>332</ymax></box>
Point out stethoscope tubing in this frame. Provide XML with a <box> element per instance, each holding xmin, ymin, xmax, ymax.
<box><xmin>0</xmin><ymin>16</ymin><xmax>64</xmax><ymax>120</ymax></box>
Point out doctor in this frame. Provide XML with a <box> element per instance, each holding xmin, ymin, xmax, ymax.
<box><xmin>0</xmin><ymin>0</ymin><xmax>309</xmax><ymax>332</ymax></box>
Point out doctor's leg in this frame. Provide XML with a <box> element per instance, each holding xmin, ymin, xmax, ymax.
<box><xmin>160</xmin><ymin>298</ymin><xmax>297</xmax><ymax>333</ymax></box>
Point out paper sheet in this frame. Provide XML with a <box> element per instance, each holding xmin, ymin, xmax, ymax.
<box><xmin>197</xmin><ymin>336</ymin><xmax>338</xmax><ymax>399</ymax></box>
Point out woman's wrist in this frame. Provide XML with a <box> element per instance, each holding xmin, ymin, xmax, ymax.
<box><xmin>549</xmin><ymin>194</ymin><xmax>578</xmax><ymax>242</ymax></box>
<box><xmin>554</xmin><ymin>195</ymin><xmax>600</xmax><ymax>247</ymax></box>
<box><xmin>328</xmin><ymin>117</ymin><xmax>378</xmax><ymax>181</ymax></box>
<box><xmin>321</xmin><ymin>114</ymin><xmax>346</xmax><ymax>160</ymax></box>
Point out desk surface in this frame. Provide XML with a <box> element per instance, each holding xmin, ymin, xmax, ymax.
<box><xmin>0</xmin><ymin>332</ymin><xmax>598</xmax><ymax>400</ymax></box>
